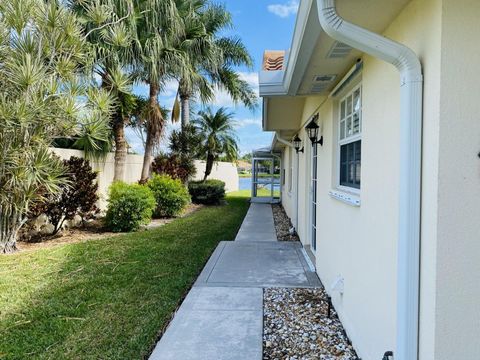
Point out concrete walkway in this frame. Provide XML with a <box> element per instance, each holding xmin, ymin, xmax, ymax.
<box><xmin>149</xmin><ymin>203</ymin><xmax>320</xmax><ymax>360</ymax></box>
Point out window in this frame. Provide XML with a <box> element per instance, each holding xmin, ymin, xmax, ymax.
<box><xmin>338</xmin><ymin>85</ymin><xmax>362</xmax><ymax>190</ymax></box>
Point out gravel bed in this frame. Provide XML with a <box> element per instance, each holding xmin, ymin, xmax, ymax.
<box><xmin>272</xmin><ymin>204</ymin><xmax>300</xmax><ymax>242</ymax></box>
<box><xmin>264</xmin><ymin>288</ymin><xmax>359</xmax><ymax>360</ymax></box>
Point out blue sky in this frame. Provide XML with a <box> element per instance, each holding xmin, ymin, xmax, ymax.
<box><xmin>126</xmin><ymin>0</ymin><xmax>298</xmax><ymax>155</ymax></box>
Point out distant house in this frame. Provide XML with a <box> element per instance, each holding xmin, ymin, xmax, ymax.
<box><xmin>259</xmin><ymin>1</ymin><xmax>480</xmax><ymax>360</ymax></box>
<box><xmin>236</xmin><ymin>160</ymin><xmax>251</xmax><ymax>173</ymax></box>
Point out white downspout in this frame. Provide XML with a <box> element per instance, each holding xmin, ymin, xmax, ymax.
<box><xmin>316</xmin><ymin>1</ymin><xmax>423</xmax><ymax>360</ymax></box>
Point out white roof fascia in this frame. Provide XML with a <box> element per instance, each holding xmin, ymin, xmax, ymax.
<box><xmin>259</xmin><ymin>0</ymin><xmax>319</xmax><ymax>97</ymax></box>
<box><xmin>283</xmin><ymin>0</ymin><xmax>320</xmax><ymax>96</ymax></box>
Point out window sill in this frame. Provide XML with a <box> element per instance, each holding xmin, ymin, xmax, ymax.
<box><xmin>329</xmin><ymin>190</ymin><xmax>361</xmax><ymax>207</ymax></box>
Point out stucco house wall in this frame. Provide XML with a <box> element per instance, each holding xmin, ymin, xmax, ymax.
<box><xmin>434</xmin><ymin>0</ymin><xmax>480</xmax><ymax>358</ymax></box>
<box><xmin>280</xmin><ymin>146</ymin><xmax>295</xmax><ymax>221</ymax></box>
<box><xmin>278</xmin><ymin>0</ymin><xmax>446</xmax><ymax>358</ymax></box>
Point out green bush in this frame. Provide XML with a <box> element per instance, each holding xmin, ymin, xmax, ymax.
<box><xmin>147</xmin><ymin>174</ymin><xmax>190</xmax><ymax>218</ymax></box>
<box><xmin>106</xmin><ymin>182</ymin><xmax>156</xmax><ymax>232</ymax></box>
<box><xmin>188</xmin><ymin>180</ymin><xmax>226</xmax><ymax>205</ymax></box>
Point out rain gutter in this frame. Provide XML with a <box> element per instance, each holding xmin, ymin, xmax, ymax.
<box><xmin>316</xmin><ymin>1</ymin><xmax>423</xmax><ymax>359</ymax></box>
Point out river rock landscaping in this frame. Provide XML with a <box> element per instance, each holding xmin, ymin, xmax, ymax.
<box><xmin>263</xmin><ymin>287</ymin><xmax>359</xmax><ymax>360</ymax></box>
<box><xmin>272</xmin><ymin>204</ymin><xmax>300</xmax><ymax>242</ymax></box>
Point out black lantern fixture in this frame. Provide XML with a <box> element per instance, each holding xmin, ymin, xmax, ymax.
<box><xmin>292</xmin><ymin>135</ymin><xmax>304</xmax><ymax>153</ymax></box>
<box><xmin>306</xmin><ymin>114</ymin><xmax>323</xmax><ymax>146</ymax></box>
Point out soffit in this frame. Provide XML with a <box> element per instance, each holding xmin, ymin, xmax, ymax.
<box><xmin>295</xmin><ymin>0</ymin><xmax>410</xmax><ymax>96</ymax></box>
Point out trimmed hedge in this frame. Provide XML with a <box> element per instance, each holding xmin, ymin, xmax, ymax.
<box><xmin>188</xmin><ymin>180</ymin><xmax>226</xmax><ymax>205</ymax></box>
<box><xmin>147</xmin><ymin>174</ymin><xmax>190</xmax><ymax>218</ymax></box>
<box><xmin>106</xmin><ymin>182</ymin><xmax>156</xmax><ymax>232</ymax></box>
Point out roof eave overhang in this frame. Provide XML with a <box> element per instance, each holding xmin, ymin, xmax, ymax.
<box><xmin>259</xmin><ymin>0</ymin><xmax>321</xmax><ymax>99</ymax></box>
<box><xmin>260</xmin><ymin>0</ymin><xmax>322</xmax><ymax>134</ymax></box>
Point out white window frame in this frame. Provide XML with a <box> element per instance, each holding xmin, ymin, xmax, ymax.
<box><xmin>337</xmin><ymin>83</ymin><xmax>362</xmax><ymax>194</ymax></box>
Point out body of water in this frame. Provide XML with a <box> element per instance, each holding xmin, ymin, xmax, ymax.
<box><xmin>239</xmin><ymin>177</ymin><xmax>278</xmax><ymax>192</ymax></box>
<box><xmin>239</xmin><ymin>177</ymin><xmax>252</xmax><ymax>190</ymax></box>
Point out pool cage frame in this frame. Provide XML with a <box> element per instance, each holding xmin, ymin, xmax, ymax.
<box><xmin>250</xmin><ymin>148</ymin><xmax>282</xmax><ymax>204</ymax></box>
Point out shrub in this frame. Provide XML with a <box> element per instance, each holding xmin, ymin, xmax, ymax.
<box><xmin>28</xmin><ymin>156</ymin><xmax>100</xmax><ymax>235</ymax></box>
<box><xmin>151</xmin><ymin>125</ymin><xmax>201</xmax><ymax>183</ymax></box>
<box><xmin>105</xmin><ymin>182</ymin><xmax>156</xmax><ymax>232</ymax></box>
<box><xmin>188</xmin><ymin>180</ymin><xmax>226</xmax><ymax>205</ymax></box>
<box><xmin>151</xmin><ymin>154</ymin><xmax>194</xmax><ymax>184</ymax></box>
<box><xmin>147</xmin><ymin>174</ymin><xmax>190</xmax><ymax>218</ymax></box>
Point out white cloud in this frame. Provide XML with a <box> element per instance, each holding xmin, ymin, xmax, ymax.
<box><xmin>239</xmin><ymin>72</ymin><xmax>259</xmax><ymax>89</ymax></box>
<box><xmin>267</xmin><ymin>0</ymin><xmax>299</xmax><ymax>18</ymax></box>
<box><xmin>161</xmin><ymin>79</ymin><xmax>179</xmax><ymax>97</ymax></box>
<box><xmin>204</xmin><ymin>71</ymin><xmax>259</xmax><ymax>109</ymax></box>
<box><xmin>234</xmin><ymin>117</ymin><xmax>262</xmax><ymax>129</ymax></box>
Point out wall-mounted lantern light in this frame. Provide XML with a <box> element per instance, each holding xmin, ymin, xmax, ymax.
<box><xmin>292</xmin><ymin>135</ymin><xmax>304</xmax><ymax>153</ymax></box>
<box><xmin>306</xmin><ymin>114</ymin><xmax>323</xmax><ymax>146</ymax></box>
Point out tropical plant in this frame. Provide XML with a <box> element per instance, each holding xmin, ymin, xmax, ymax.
<box><xmin>0</xmin><ymin>0</ymin><xmax>113</xmax><ymax>253</ymax></box>
<box><xmin>193</xmin><ymin>107</ymin><xmax>239</xmax><ymax>180</ymax></box>
<box><xmin>126</xmin><ymin>95</ymin><xmax>171</xmax><ymax>181</ymax></box>
<box><xmin>133</xmin><ymin>0</ymin><xmax>186</xmax><ymax>182</ymax></box>
<box><xmin>151</xmin><ymin>124</ymin><xmax>201</xmax><ymax>182</ymax></box>
<box><xmin>41</xmin><ymin>157</ymin><xmax>99</xmax><ymax>235</ymax></box>
<box><xmin>172</xmin><ymin>2</ymin><xmax>257</xmax><ymax>128</ymax></box>
<box><xmin>150</xmin><ymin>154</ymin><xmax>188</xmax><ymax>183</ymax></box>
<box><xmin>70</xmin><ymin>0</ymin><xmax>139</xmax><ymax>180</ymax></box>
<box><xmin>52</xmin><ymin>88</ymin><xmax>115</xmax><ymax>161</ymax></box>
<box><xmin>147</xmin><ymin>174</ymin><xmax>190</xmax><ymax>217</ymax></box>
<box><xmin>105</xmin><ymin>181</ymin><xmax>156</xmax><ymax>232</ymax></box>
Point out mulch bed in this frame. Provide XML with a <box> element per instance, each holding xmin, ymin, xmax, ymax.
<box><xmin>264</xmin><ymin>288</ymin><xmax>359</xmax><ymax>360</ymax></box>
<box><xmin>272</xmin><ymin>204</ymin><xmax>300</xmax><ymax>242</ymax></box>
<box><xmin>18</xmin><ymin>203</ymin><xmax>203</xmax><ymax>252</ymax></box>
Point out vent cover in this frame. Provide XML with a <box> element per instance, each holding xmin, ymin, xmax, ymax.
<box><xmin>311</xmin><ymin>83</ymin><xmax>330</xmax><ymax>93</ymax></box>
<box><xmin>310</xmin><ymin>74</ymin><xmax>337</xmax><ymax>93</ymax></box>
<box><xmin>327</xmin><ymin>41</ymin><xmax>353</xmax><ymax>59</ymax></box>
<box><xmin>313</xmin><ymin>74</ymin><xmax>337</xmax><ymax>83</ymax></box>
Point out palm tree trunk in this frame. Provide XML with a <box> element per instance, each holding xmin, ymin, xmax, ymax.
<box><xmin>203</xmin><ymin>152</ymin><xmax>214</xmax><ymax>181</ymax></box>
<box><xmin>113</xmin><ymin>115</ymin><xmax>127</xmax><ymax>182</ymax></box>
<box><xmin>141</xmin><ymin>130</ymin><xmax>155</xmax><ymax>182</ymax></box>
<box><xmin>0</xmin><ymin>208</ymin><xmax>22</xmax><ymax>253</ymax></box>
<box><xmin>180</xmin><ymin>94</ymin><xmax>190</xmax><ymax>130</ymax></box>
<box><xmin>101</xmin><ymin>72</ymin><xmax>127</xmax><ymax>182</ymax></box>
<box><xmin>140</xmin><ymin>82</ymin><xmax>160</xmax><ymax>182</ymax></box>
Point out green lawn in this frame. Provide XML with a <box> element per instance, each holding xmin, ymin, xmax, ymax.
<box><xmin>0</xmin><ymin>192</ymin><xmax>250</xmax><ymax>360</ymax></box>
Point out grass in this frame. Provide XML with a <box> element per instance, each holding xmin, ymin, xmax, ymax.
<box><xmin>254</xmin><ymin>188</ymin><xmax>281</xmax><ymax>198</ymax></box>
<box><xmin>0</xmin><ymin>192</ymin><xmax>250</xmax><ymax>360</ymax></box>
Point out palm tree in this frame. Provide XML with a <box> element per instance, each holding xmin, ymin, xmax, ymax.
<box><xmin>134</xmin><ymin>0</ymin><xmax>186</xmax><ymax>182</ymax></box>
<box><xmin>173</xmin><ymin>2</ymin><xmax>257</xmax><ymax>129</ymax></box>
<box><xmin>70</xmin><ymin>0</ymin><xmax>139</xmax><ymax>181</ymax></box>
<box><xmin>193</xmin><ymin>107</ymin><xmax>239</xmax><ymax>181</ymax></box>
<box><xmin>0</xmin><ymin>0</ymin><xmax>113</xmax><ymax>252</ymax></box>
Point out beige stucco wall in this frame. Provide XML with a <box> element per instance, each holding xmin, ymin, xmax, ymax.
<box><xmin>52</xmin><ymin>149</ymin><xmax>239</xmax><ymax>210</ymax></box>
<box><xmin>281</xmin><ymin>146</ymin><xmax>296</xmax><ymax>222</ymax></box>
<box><xmin>193</xmin><ymin>160</ymin><xmax>239</xmax><ymax>193</ymax></box>
<box><xmin>434</xmin><ymin>0</ymin><xmax>480</xmax><ymax>358</ymax></box>
<box><xmin>285</xmin><ymin>0</ymin><xmax>444</xmax><ymax>358</ymax></box>
<box><xmin>52</xmin><ymin>148</ymin><xmax>144</xmax><ymax>210</ymax></box>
